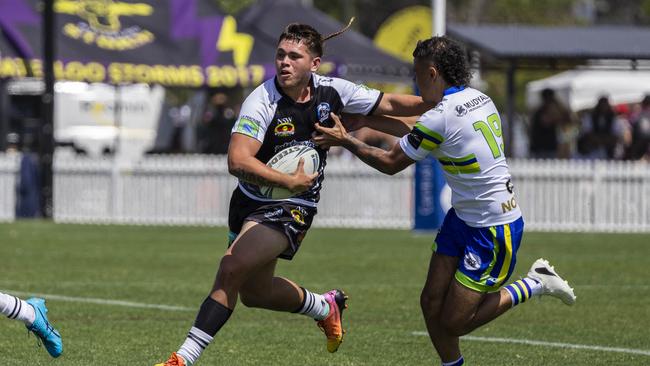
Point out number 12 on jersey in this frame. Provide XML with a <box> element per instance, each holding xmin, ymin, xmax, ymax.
<box><xmin>473</xmin><ymin>113</ymin><xmax>505</xmax><ymax>159</ymax></box>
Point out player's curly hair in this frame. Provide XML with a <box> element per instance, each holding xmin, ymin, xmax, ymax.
<box><xmin>412</xmin><ymin>36</ymin><xmax>472</xmax><ymax>87</ymax></box>
<box><xmin>278</xmin><ymin>18</ymin><xmax>354</xmax><ymax>57</ymax></box>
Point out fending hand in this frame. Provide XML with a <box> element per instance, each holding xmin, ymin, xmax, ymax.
<box><xmin>313</xmin><ymin>113</ymin><xmax>350</xmax><ymax>149</ymax></box>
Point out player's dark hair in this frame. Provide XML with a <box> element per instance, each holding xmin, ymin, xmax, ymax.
<box><xmin>278</xmin><ymin>18</ymin><xmax>354</xmax><ymax>57</ymax></box>
<box><xmin>412</xmin><ymin>36</ymin><xmax>472</xmax><ymax>87</ymax></box>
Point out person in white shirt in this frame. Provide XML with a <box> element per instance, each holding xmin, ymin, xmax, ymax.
<box><xmin>314</xmin><ymin>36</ymin><xmax>576</xmax><ymax>366</ymax></box>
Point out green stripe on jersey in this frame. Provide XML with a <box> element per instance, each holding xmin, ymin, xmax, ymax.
<box><xmin>415</xmin><ymin>122</ymin><xmax>444</xmax><ymax>144</ymax></box>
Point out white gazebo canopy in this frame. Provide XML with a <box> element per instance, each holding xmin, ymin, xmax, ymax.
<box><xmin>526</xmin><ymin>69</ymin><xmax>650</xmax><ymax>112</ymax></box>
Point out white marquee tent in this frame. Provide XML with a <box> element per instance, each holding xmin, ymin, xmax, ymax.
<box><xmin>526</xmin><ymin>69</ymin><xmax>650</xmax><ymax>112</ymax></box>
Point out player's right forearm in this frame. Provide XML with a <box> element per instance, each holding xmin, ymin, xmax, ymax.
<box><xmin>228</xmin><ymin>159</ymin><xmax>290</xmax><ymax>188</ymax></box>
<box><xmin>342</xmin><ymin>136</ymin><xmax>399</xmax><ymax>175</ymax></box>
<box><xmin>362</xmin><ymin>115</ymin><xmax>418</xmax><ymax>137</ymax></box>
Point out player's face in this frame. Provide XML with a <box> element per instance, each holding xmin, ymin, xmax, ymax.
<box><xmin>413</xmin><ymin>58</ymin><xmax>439</xmax><ymax>103</ymax></box>
<box><xmin>275</xmin><ymin>40</ymin><xmax>320</xmax><ymax>89</ymax></box>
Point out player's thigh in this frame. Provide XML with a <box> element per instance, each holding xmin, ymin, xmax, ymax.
<box><xmin>421</xmin><ymin>253</ymin><xmax>458</xmax><ymax>313</ymax></box>
<box><xmin>226</xmin><ymin>221</ymin><xmax>290</xmax><ymax>271</ymax></box>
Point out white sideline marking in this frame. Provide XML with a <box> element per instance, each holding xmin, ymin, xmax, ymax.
<box><xmin>412</xmin><ymin>332</ymin><xmax>650</xmax><ymax>356</ymax></box>
<box><xmin>1</xmin><ymin>289</ymin><xmax>194</xmax><ymax>312</ymax></box>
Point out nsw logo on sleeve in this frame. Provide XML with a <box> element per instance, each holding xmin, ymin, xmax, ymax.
<box><xmin>316</xmin><ymin>102</ymin><xmax>330</xmax><ymax>123</ymax></box>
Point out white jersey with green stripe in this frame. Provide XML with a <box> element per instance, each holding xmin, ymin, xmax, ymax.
<box><xmin>399</xmin><ymin>86</ymin><xmax>521</xmax><ymax>227</ymax></box>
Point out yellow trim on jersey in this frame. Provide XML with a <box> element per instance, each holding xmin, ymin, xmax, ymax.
<box><xmin>414</xmin><ymin>122</ymin><xmax>444</xmax><ymax>145</ymax></box>
<box><xmin>438</xmin><ymin>154</ymin><xmax>481</xmax><ymax>174</ymax></box>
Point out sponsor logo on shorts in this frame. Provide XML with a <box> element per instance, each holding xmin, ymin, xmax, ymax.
<box><xmin>264</xmin><ymin>208</ymin><xmax>283</xmax><ymax>219</ymax></box>
<box><xmin>290</xmin><ymin>207</ymin><xmax>308</xmax><ymax>225</ymax></box>
<box><xmin>316</xmin><ymin>102</ymin><xmax>330</xmax><ymax>123</ymax></box>
<box><xmin>463</xmin><ymin>252</ymin><xmax>482</xmax><ymax>271</ymax></box>
<box><xmin>274</xmin><ymin>117</ymin><xmax>295</xmax><ymax>137</ymax></box>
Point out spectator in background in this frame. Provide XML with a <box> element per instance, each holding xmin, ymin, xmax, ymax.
<box><xmin>530</xmin><ymin>88</ymin><xmax>574</xmax><ymax>159</ymax></box>
<box><xmin>198</xmin><ymin>92</ymin><xmax>238</xmax><ymax>154</ymax></box>
<box><xmin>613</xmin><ymin>104</ymin><xmax>633</xmax><ymax>159</ymax></box>
<box><xmin>628</xmin><ymin>95</ymin><xmax>650</xmax><ymax>160</ymax></box>
<box><xmin>577</xmin><ymin>96</ymin><xmax>622</xmax><ymax>159</ymax></box>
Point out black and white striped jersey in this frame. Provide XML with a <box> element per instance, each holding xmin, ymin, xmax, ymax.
<box><xmin>231</xmin><ymin>73</ymin><xmax>383</xmax><ymax>207</ymax></box>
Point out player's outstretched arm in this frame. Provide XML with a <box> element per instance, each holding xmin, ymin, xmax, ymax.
<box><xmin>374</xmin><ymin>93</ymin><xmax>434</xmax><ymax>117</ymax></box>
<box><xmin>314</xmin><ymin>113</ymin><xmax>414</xmax><ymax>175</ymax></box>
<box><xmin>228</xmin><ymin>133</ymin><xmax>316</xmax><ymax>193</ymax></box>
<box><xmin>343</xmin><ymin>113</ymin><xmax>418</xmax><ymax>137</ymax></box>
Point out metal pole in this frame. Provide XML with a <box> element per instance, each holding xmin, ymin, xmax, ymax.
<box><xmin>111</xmin><ymin>84</ymin><xmax>122</xmax><ymax>220</ymax></box>
<box><xmin>505</xmin><ymin>61</ymin><xmax>515</xmax><ymax>157</ymax></box>
<box><xmin>0</xmin><ymin>79</ymin><xmax>7</xmax><ymax>151</ymax></box>
<box><xmin>40</xmin><ymin>0</ymin><xmax>55</xmax><ymax>218</ymax></box>
<box><xmin>433</xmin><ymin>0</ymin><xmax>446</xmax><ymax>36</ymax></box>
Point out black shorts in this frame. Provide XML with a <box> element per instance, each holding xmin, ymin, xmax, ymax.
<box><xmin>228</xmin><ymin>187</ymin><xmax>317</xmax><ymax>260</ymax></box>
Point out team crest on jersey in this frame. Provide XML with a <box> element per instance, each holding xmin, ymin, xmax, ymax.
<box><xmin>274</xmin><ymin>117</ymin><xmax>295</xmax><ymax>137</ymax></box>
<box><xmin>316</xmin><ymin>102</ymin><xmax>331</xmax><ymax>123</ymax></box>
<box><xmin>433</xmin><ymin>102</ymin><xmax>445</xmax><ymax>113</ymax></box>
<box><xmin>455</xmin><ymin>105</ymin><xmax>467</xmax><ymax>117</ymax></box>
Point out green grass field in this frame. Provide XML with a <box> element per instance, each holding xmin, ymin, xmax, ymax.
<box><xmin>1</xmin><ymin>221</ymin><xmax>649</xmax><ymax>365</ymax></box>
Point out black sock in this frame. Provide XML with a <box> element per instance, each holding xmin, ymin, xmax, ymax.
<box><xmin>194</xmin><ymin>296</ymin><xmax>233</xmax><ymax>336</ymax></box>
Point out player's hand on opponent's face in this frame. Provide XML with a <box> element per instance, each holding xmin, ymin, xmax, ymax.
<box><xmin>287</xmin><ymin>157</ymin><xmax>318</xmax><ymax>193</ymax></box>
<box><xmin>313</xmin><ymin>113</ymin><xmax>350</xmax><ymax>149</ymax></box>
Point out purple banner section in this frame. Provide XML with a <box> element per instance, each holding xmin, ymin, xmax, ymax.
<box><xmin>0</xmin><ymin>0</ymin><xmax>39</xmax><ymax>58</ymax></box>
<box><xmin>171</xmin><ymin>0</ymin><xmax>223</xmax><ymax>68</ymax></box>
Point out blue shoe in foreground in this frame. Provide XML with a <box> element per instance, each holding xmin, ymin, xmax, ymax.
<box><xmin>25</xmin><ymin>298</ymin><xmax>63</xmax><ymax>358</ymax></box>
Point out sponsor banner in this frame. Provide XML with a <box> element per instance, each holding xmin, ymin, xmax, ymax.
<box><xmin>0</xmin><ymin>0</ymin><xmax>276</xmax><ymax>87</ymax></box>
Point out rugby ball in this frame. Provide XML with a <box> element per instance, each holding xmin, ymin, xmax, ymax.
<box><xmin>260</xmin><ymin>146</ymin><xmax>320</xmax><ymax>199</ymax></box>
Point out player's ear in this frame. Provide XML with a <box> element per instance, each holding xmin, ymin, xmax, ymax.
<box><xmin>429</xmin><ymin>65</ymin><xmax>438</xmax><ymax>82</ymax></box>
<box><xmin>311</xmin><ymin>56</ymin><xmax>321</xmax><ymax>72</ymax></box>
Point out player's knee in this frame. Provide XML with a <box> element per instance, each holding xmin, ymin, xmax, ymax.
<box><xmin>420</xmin><ymin>290</ymin><xmax>443</xmax><ymax>317</ymax></box>
<box><xmin>217</xmin><ymin>255</ymin><xmax>249</xmax><ymax>287</ymax></box>
<box><xmin>440</xmin><ymin>316</ymin><xmax>470</xmax><ymax>337</ymax></box>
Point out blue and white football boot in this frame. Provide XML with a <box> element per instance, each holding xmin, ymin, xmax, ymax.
<box><xmin>25</xmin><ymin>297</ymin><xmax>63</xmax><ymax>358</ymax></box>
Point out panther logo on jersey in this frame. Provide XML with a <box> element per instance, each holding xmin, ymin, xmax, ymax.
<box><xmin>316</xmin><ymin>102</ymin><xmax>331</xmax><ymax>123</ymax></box>
<box><xmin>455</xmin><ymin>105</ymin><xmax>467</xmax><ymax>117</ymax></box>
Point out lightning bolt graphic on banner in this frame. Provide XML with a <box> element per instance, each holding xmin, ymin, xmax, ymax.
<box><xmin>216</xmin><ymin>15</ymin><xmax>253</xmax><ymax>67</ymax></box>
<box><xmin>171</xmin><ymin>0</ymin><xmax>254</xmax><ymax>68</ymax></box>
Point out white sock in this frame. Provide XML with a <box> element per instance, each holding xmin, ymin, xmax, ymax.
<box><xmin>522</xmin><ymin>277</ymin><xmax>543</xmax><ymax>297</ymax></box>
<box><xmin>0</xmin><ymin>292</ymin><xmax>36</xmax><ymax>326</ymax></box>
<box><xmin>296</xmin><ymin>288</ymin><xmax>330</xmax><ymax>320</ymax></box>
<box><xmin>177</xmin><ymin>326</ymin><xmax>213</xmax><ymax>366</ymax></box>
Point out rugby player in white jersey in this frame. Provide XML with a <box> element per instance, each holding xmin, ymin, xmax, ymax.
<box><xmin>314</xmin><ymin>36</ymin><xmax>576</xmax><ymax>366</ymax></box>
<box><xmin>155</xmin><ymin>21</ymin><xmax>433</xmax><ymax>366</ymax></box>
